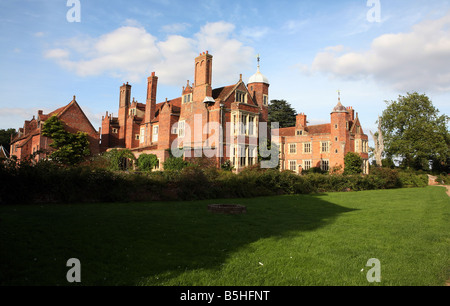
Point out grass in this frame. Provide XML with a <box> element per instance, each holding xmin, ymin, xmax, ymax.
<box><xmin>0</xmin><ymin>186</ymin><xmax>448</xmax><ymax>286</ymax></box>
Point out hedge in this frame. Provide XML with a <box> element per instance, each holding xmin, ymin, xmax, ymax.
<box><xmin>0</xmin><ymin>161</ymin><xmax>429</xmax><ymax>205</ymax></box>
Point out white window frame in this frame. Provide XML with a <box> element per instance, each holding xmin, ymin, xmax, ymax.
<box><xmin>153</xmin><ymin>125</ymin><xmax>159</xmax><ymax>142</ymax></box>
<box><xmin>263</xmin><ymin>94</ymin><xmax>269</xmax><ymax>106</ymax></box>
<box><xmin>171</xmin><ymin>124</ymin><xmax>177</xmax><ymax>135</ymax></box>
<box><xmin>239</xmin><ymin>145</ymin><xmax>247</xmax><ymax>167</ymax></box>
<box><xmin>183</xmin><ymin>93</ymin><xmax>192</xmax><ymax>104</ymax></box>
<box><xmin>248</xmin><ymin>116</ymin><xmax>255</xmax><ymax>136</ymax></box>
<box><xmin>321</xmin><ymin>141</ymin><xmax>330</xmax><ymax>153</ymax></box>
<box><xmin>236</xmin><ymin>91</ymin><xmax>246</xmax><ymax>103</ymax></box>
<box><xmin>140</xmin><ymin>127</ymin><xmax>145</xmax><ymax>144</ymax></box>
<box><xmin>321</xmin><ymin>159</ymin><xmax>330</xmax><ymax>172</ymax></box>
<box><xmin>303</xmin><ymin>142</ymin><xmax>311</xmax><ymax>154</ymax></box>
<box><xmin>304</xmin><ymin>160</ymin><xmax>312</xmax><ymax>170</ymax></box>
<box><xmin>178</xmin><ymin>121</ymin><xmax>185</xmax><ymax>138</ymax></box>
<box><xmin>288</xmin><ymin>160</ymin><xmax>297</xmax><ymax>172</ymax></box>
<box><xmin>289</xmin><ymin>143</ymin><xmax>297</xmax><ymax>154</ymax></box>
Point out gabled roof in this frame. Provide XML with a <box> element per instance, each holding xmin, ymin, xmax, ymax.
<box><xmin>135</xmin><ymin>102</ymin><xmax>146</xmax><ymax>111</ymax></box>
<box><xmin>151</xmin><ymin>97</ymin><xmax>182</xmax><ymax>123</ymax></box>
<box><xmin>56</xmin><ymin>98</ymin><xmax>99</xmax><ymax>134</ymax></box>
<box><xmin>277</xmin><ymin>127</ymin><xmax>296</xmax><ymax>137</ymax></box>
<box><xmin>12</xmin><ymin>97</ymin><xmax>99</xmax><ymax>146</ymax></box>
<box><xmin>212</xmin><ymin>85</ymin><xmax>235</xmax><ymax>101</ymax></box>
<box><xmin>0</xmin><ymin>145</ymin><xmax>9</xmax><ymax>159</ymax></box>
<box><xmin>149</xmin><ymin>80</ymin><xmax>256</xmax><ymax>124</ymax></box>
<box><xmin>39</xmin><ymin>100</ymin><xmax>74</xmax><ymax>121</ymax></box>
<box><xmin>306</xmin><ymin>124</ymin><xmax>331</xmax><ymax>134</ymax></box>
<box><xmin>212</xmin><ymin>80</ymin><xmax>258</xmax><ymax>106</ymax></box>
<box><xmin>349</xmin><ymin>116</ymin><xmax>363</xmax><ymax>135</ymax></box>
<box><xmin>277</xmin><ymin>123</ymin><xmax>332</xmax><ymax>137</ymax></box>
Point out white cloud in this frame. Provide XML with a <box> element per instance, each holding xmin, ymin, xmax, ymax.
<box><xmin>283</xmin><ymin>19</ymin><xmax>308</xmax><ymax>34</ymax></box>
<box><xmin>306</xmin><ymin>12</ymin><xmax>450</xmax><ymax>92</ymax></box>
<box><xmin>45</xmin><ymin>21</ymin><xmax>254</xmax><ymax>86</ymax></box>
<box><xmin>195</xmin><ymin>22</ymin><xmax>254</xmax><ymax>85</ymax></box>
<box><xmin>161</xmin><ymin>23</ymin><xmax>191</xmax><ymax>34</ymax></box>
<box><xmin>240</xmin><ymin>26</ymin><xmax>270</xmax><ymax>41</ymax></box>
<box><xmin>0</xmin><ymin>107</ymin><xmax>40</xmax><ymax>129</ymax></box>
<box><xmin>45</xmin><ymin>48</ymin><xmax>70</xmax><ymax>59</ymax></box>
<box><xmin>123</xmin><ymin>19</ymin><xmax>143</xmax><ymax>28</ymax></box>
<box><xmin>154</xmin><ymin>35</ymin><xmax>197</xmax><ymax>85</ymax></box>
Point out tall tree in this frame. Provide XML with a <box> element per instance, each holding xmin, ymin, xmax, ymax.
<box><xmin>369</xmin><ymin>117</ymin><xmax>385</xmax><ymax>167</ymax></box>
<box><xmin>41</xmin><ymin>116</ymin><xmax>91</xmax><ymax>166</ymax></box>
<box><xmin>0</xmin><ymin>128</ymin><xmax>17</xmax><ymax>150</ymax></box>
<box><xmin>380</xmin><ymin>92</ymin><xmax>450</xmax><ymax>171</ymax></box>
<box><xmin>268</xmin><ymin>99</ymin><xmax>297</xmax><ymax>128</ymax></box>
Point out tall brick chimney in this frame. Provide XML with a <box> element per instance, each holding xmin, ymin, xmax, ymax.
<box><xmin>118</xmin><ymin>82</ymin><xmax>131</xmax><ymax>144</ymax></box>
<box><xmin>296</xmin><ymin>113</ymin><xmax>307</xmax><ymax>128</ymax></box>
<box><xmin>145</xmin><ymin>72</ymin><xmax>158</xmax><ymax>123</ymax></box>
<box><xmin>347</xmin><ymin>106</ymin><xmax>355</xmax><ymax>121</ymax></box>
<box><xmin>193</xmin><ymin>51</ymin><xmax>213</xmax><ymax>102</ymax></box>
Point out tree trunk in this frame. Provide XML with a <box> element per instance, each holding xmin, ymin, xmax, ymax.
<box><xmin>370</xmin><ymin>117</ymin><xmax>384</xmax><ymax>167</ymax></box>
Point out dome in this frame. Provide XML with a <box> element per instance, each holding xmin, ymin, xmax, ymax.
<box><xmin>248</xmin><ymin>66</ymin><xmax>269</xmax><ymax>85</ymax></box>
<box><xmin>332</xmin><ymin>101</ymin><xmax>348</xmax><ymax>113</ymax></box>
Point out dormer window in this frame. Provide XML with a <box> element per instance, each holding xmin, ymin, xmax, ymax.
<box><xmin>296</xmin><ymin>130</ymin><xmax>303</xmax><ymax>136</ymax></box>
<box><xmin>236</xmin><ymin>91</ymin><xmax>246</xmax><ymax>103</ymax></box>
<box><xmin>183</xmin><ymin>93</ymin><xmax>192</xmax><ymax>104</ymax></box>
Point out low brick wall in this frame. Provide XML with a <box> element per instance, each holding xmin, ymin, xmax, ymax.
<box><xmin>208</xmin><ymin>204</ymin><xmax>247</xmax><ymax>214</ymax></box>
<box><xmin>427</xmin><ymin>175</ymin><xmax>439</xmax><ymax>186</ymax></box>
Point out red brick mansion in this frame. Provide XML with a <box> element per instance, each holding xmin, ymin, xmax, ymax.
<box><xmin>100</xmin><ymin>51</ymin><xmax>369</xmax><ymax>173</ymax></box>
<box><xmin>277</xmin><ymin>97</ymin><xmax>369</xmax><ymax>174</ymax></box>
<box><xmin>10</xmin><ymin>98</ymin><xmax>100</xmax><ymax>162</ymax></box>
<box><xmin>10</xmin><ymin>51</ymin><xmax>369</xmax><ymax>173</ymax></box>
<box><xmin>100</xmin><ymin>51</ymin><xmax>270</xmax><ymax>171</ymax></box>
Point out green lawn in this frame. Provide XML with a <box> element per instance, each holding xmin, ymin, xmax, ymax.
<box><xmin>0</xmin><ymin>186</ymin><xmax>448</xmax><ymax>286</ymax></box>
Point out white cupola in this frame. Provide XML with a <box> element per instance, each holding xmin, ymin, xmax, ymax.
<box><xmin>248</xmin><ymin>55</ymin><xmax>269</xmax><ymax>85</ymax></box>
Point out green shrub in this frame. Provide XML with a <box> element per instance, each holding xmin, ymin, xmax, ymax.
<box><xmin>163</xmin><ymin>157</ymin><xmax>190</xmax><ymax>171</ymax></box>
<box><xmin>104</xmin><ymin>149</ymin><xmax>135</xmax><ymax>171</ymax></box>
<box><xmin>343</xmin><ymin>152</ymin><xmax>363</xmax><ymax>175</ymax></box>
<box><xmin>436</xmin><ymin>172</ymin><xmax>450</xmax><ymax>185</ymax></box>
<box><xmin>220</xmin><ymin>160</ymin><xmax>234</xmax><ymax>171</ymax></box>
<box><xmin>137</xmin><ymin>154</ymin><xmax>158</xmax><ymax>172</ymax></box>
<box><xmin>0</xmin><ymin>158</ymin><xmax>434</xmax><ymax>205</ymax></box>
<box><xmin>398</xmin><ymin>171</ymin><xmax>428</xmax><ymax>187</ymax></box>
<box><xmin>369</xmin><ymin>167</ymin><xmax>401</xmax><ymax>189</ymax></box>
<box><xmin>177</xmin><ymin>165</ymin><xmax>212</xmax><ymax>200</ymax></box>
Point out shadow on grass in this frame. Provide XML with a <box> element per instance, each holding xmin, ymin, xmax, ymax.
<box><xmin>0</xmin><ymin>194</ymin><xmax>356</xmax><ymax>285</ymax></box>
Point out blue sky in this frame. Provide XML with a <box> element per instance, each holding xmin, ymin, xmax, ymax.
<box><xmin>1</xmin><ymin>0</ymin><xmax>450</xmax><ymax>140</ymax></box>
